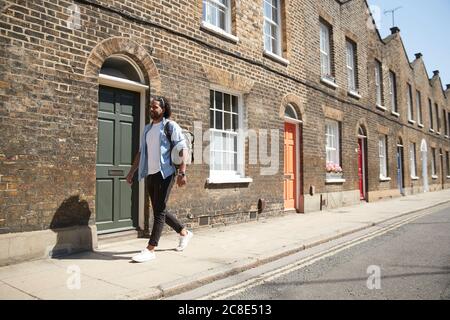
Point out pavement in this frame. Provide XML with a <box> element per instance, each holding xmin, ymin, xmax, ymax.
<box><xmin>1</xmin><ymin>189</ymin><xmax>450</xmax><ymax>300</ymax></box>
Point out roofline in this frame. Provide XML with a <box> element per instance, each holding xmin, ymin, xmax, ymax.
<box><xmin>413</xmin><ymin>58</ymin><xmax>448</xmax><ymax>99</ymax></box>
<box><xmin>337</xmin><ymin>0</ymin><xmax>448</xmax><ymax>99</ymax></box>
<box><xmin>335</xmin><ymin>0</ymin><xmax>384</xmax><ymax>41</ymax></box>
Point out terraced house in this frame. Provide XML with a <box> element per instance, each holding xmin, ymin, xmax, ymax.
<box><xmin>0</xmin><ymin>0</ymin><xmax>449</xmax><ymax>265</ymax></box>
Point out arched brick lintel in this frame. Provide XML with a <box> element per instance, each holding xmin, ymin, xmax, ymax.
<box><xmin>84</xmin><ymin>37</ymin><xmax>161</xmax><ymax>95</ymax></box>
<box><xmin>279</xmin><ymin>93</ymin><xmax>306</xmax><ymax>123</ymax></box>
<box><xmin>356</xmin><ymin>118</ymin><xmax>369</xmax><ymax>138</ymax></box>
<box><xmin>397</xmin><ymin>132</ymin><xmax>405</xmax><ymax>145</ymax></box>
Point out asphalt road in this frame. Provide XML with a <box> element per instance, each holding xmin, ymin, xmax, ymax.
<box><xmin>225</xmin><ymin>205</ymin><xmax>450</xmax><ymax>300</ymax></box>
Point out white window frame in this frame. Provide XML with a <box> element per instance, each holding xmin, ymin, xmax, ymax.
<box><xmin>431</xmin><ymin>148</ymin><xmax>437</xmax><ymax>177</ymax></box>
<box><xmin>325</xmin><ymin>119</ymin><xmax>340</xmax><ymax>167</ymax></box>
<box><xmin>379</xmin><ymin>136</ymin><xmax>388</xmax><ymax>179</ymax></box>
<box><xmin>429</xmin><ymin>99</ymin><xmax>434</xmax><ymax>130</ymax></box>
<box><xmin>263</xmin><ymin>0</ymin><xmax>282</xmax><ymax>56</ymax></box>
<box><xmin>285</xmin><ymin>104</ymin><xmax>300</xmax><ymax>122</ymax></box>
<box><xmin>375</xmin><ymin>60</ymin><xmax>383</xmax><ymax>107</ymax></box>
<box><xmin>346</xmin><ymin>40</ymin><xmax>357</xmax><ymax>92</ymax></box>
<box><xmin>444</xmin><ymin>109</ymin><xmax>448</xmax><ymax>137</ymax></box>
<box><xmin>202</xmin><ymin>0</ymin><xmax>231</xmax><ymax>33</ymax></box>
<box><xmin>407</xmin><ymin>83</ymin><xmax>414</xmax><ymax>123</ymax></box>
<box><xmin>389</xmin><ymin>71</ymin><xmax>398</xmax><ymax>113</ymax></box>
<box><xmin>207</xmin><ymin>87</ymin><xmax>250</xmax><ymax>184</ymax></box>
<box><xmin>409</xmin><ymin>143</ymin><xmax>417</xmax><ymax>178</ymax></box>
<box><xmin>416</xmin><ymin>90</ymin><xmax>423</xmax><ymax>126</ymax></box>
<box><xmin>435</xmin><ymin>103</ymin><xmax>440</xmax><ymax>133</ymax></box>
<box><xmin>448</xmin><ymin>113</ymin><xmax>450</xmax><ymax>137</ymax></box>
<box><xmin>320</xmin><ymin>21</ymin><xmax>332</xmax><ymax>79</ymax></box>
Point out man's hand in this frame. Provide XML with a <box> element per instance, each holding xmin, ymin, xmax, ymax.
<box><xmin>176</xmin><ymin>174</ymin><xmax>187</xmax><ymax>187</ymax></box>
<box><xmin>126</xmin><ymin>171</ymin><xmax>134</xmax><ymax>186</ymax></box>
<box><xmin>127</xmin><ymin>152</ymin><xmax>140</xmax><ymax>186</ymax></box>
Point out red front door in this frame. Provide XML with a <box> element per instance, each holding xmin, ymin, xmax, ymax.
<box><xmin>284</xmin><ymin>123</ymin><xmax>296</xmax><ymax>209</ymax></box>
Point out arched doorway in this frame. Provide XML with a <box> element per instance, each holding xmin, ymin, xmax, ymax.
<box><xmin>420</xmin><ymin>139</ymin><xmax>429</xmax><ymax>192</ymax></box>
<box><xmin>96</xmin><ymin>55</ymin><xmax>149</xmax><ymax>234</ymax></box>
<box><xmin>284</xmin><ymin>104</ymin><xmax>303</xmax><ymax>212</ymax></box>
<box><xmin>396</xmin><ymin>137</ymin><xmax>405</xmax><ymax>195</ymax></box>
<box><xmin>357</xmin><ymin>126</ymin><xmax>368</xmax><ymax>201</ymax></box>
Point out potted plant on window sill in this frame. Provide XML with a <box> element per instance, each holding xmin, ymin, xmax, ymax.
<box><xmin>326</xmin><ymin>162</ymin><xmax>343</xmax><ymax>179</ymax></box>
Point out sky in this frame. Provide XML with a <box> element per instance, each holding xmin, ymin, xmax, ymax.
<box><xmin>367</xmin><ymin>0</ymin><xmax>450</xmax><ymax>87</ymax></box>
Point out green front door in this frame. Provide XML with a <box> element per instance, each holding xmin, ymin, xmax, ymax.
<box><xmin>96</xmin><ymin>85</ymin><xmax>140</xmax><ymax>232</ymax></box>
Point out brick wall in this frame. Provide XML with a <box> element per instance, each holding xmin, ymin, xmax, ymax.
<box><xmin>0</xmin><ymin>0</ymin><xmax>449</xmax><ymax>239</ymax></box>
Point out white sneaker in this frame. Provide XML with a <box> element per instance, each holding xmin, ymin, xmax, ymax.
<box><xmin>131</xmin><ymin>248</ymin><xmax>155</xmax><ymax>263</ymax></box>
<box><xmin>176</xmin><ymin>230</ymin><xmax>193</xmax><ymax>251</ymax></box>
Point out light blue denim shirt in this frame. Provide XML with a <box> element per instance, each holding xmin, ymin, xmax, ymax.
<box><xmin>138</xmin><ymin>117</ymin><xmax>187</xmax><ymax>181</ymax></box>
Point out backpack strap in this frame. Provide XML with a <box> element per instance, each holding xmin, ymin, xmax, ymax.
<box><xmin>163</xmin><ymin>120</ymin><xmax>174</xmax><ymax>149</ymax></box>
<box><xmin>163</xmin><ymin>121</ymin><xmax>174</xmax><ymax>166</ymax></box>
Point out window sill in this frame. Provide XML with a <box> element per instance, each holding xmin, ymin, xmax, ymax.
<box><xmin>436</xmin><ymin>132</ymin><xmax>441</xmax><ymax>135</ymax></box>
<box><xmin>348</xmin><ymin>90</ymin><xmax>361</xmax><ymax>99</ymax></box>
<box><xmin>429</xmin><ymin>129</ymin><xmax>435</xmax><ymax>133</ymax></box>
<box><xmin>432</xmin><ymin>175</ymin><xmax>438</xmax><ymax>180</ymax></box>
<box><xmin>445</xmin><ymin>135</ymin><xmax>449</xmax><ymax>138</ymax></box>
<box><xmin>418</xmin><ymin>123</ymin><xmax>424</xmax><ymax>128</ymax></box>
<box><xmin>207</xmin><ymin>176</ymin><xmax>253</xmax><ymax>184</ymax></box>
<box><xmin>320</xmin><ymin>77</ymin><xmax>339</xmax><ymax>89</ymax></box>
<box><xmin>263</xmin><ymin>50</ymin><xmax>290</xmax><ymax>66</ymax></box>
<box><xmin>447</xmin><ymin>176</ymin><xmax>450</xmax><ymax>179</ymax></box>
<box><xmin>200</xmin><ymin>21</ymin><xmax>239</xmax><ymax>43</ymax></box>
<box><xmin>379</xmin><ymin>177</ymin><xmax>391</xmax><ymax>182</ymax></box>
<box><xmin>325</xmin><ymin>178</ymin><xmax>346</xmax><ymax>184</ymax></box>
<box><xmin>408</xmin><ymin>119</ymin><xmax>416</xmax><ymax>124</ymax></box>
<box><xmin>376</xmin><ymin>104</ymin><xmax>387</xmax><ymax>111</ymax></box>
<box><xmin>411</xmin><ymin>176</ymin><xmax>420</xmax><ymax>180</ymax></box>
<box><xmin>391</xmin><ymin>111</ymin><xmax>400</xmax><ymax>117</ymax></box>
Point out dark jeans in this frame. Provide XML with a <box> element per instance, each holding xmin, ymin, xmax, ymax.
<box><xmin>147</xmin><ymin>171</ymin><xmax>184</xmax><ymax>247</ymax></box>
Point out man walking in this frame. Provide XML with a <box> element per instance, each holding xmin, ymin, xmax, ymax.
<box><xmin>126</xmin><ymin>96</ymin><xmax>193</xmax><ymax>263</ymax></box>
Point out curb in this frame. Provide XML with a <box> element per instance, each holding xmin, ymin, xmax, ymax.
<box><xmin>130</xmin><ymin>199</ymin><xmax>450</xmax><ymax>300</ymax></box>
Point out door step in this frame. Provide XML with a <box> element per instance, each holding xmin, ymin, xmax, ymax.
<box><xmin>97</xmin><ymin>229</ymin><xmax>140</xmax><ymax>245</ymax></box>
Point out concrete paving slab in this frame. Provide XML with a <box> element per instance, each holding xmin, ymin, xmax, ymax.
<box><xmin>0</xmin><ymin>281</ymin><xmax>38</xmax><ymax>300</ymax></box>
<box><xmin>0</xmin><ymin>260</ymin><xmax>57</xmax><ymax>281</ymax></box>
<box><xmin>32</xmin><ymin>278</ymin><xmax>128</xmax><ymax>300</ymax></box>
<box><xmin>48</xmin><ymin>255</ymin><xmax>154</xmax><ymax>281</ymax></box>
<box><xmin>105</xmin><ymin>268</ymin><xmax>183</xmax><ymax>291</ymax></box>
<box><xmin>1</xmin><ymin>265</ymin><xmax>80</xmax><ymax>296</ymax></box>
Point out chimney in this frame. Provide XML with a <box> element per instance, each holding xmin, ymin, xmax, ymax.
<box><xmin>390</xmin><ymin>27</ymin><xmax>400</xmax><ymax>34</ymax></box>
<box><xmin>414</xmin><ymin>53</ymin><xmax>423</xmax><ymax>59</ymax></box>
<box><xmin>433</xmin><ymin>70</ymin><xmax>439</xmax><ymax>76</ymax></box>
